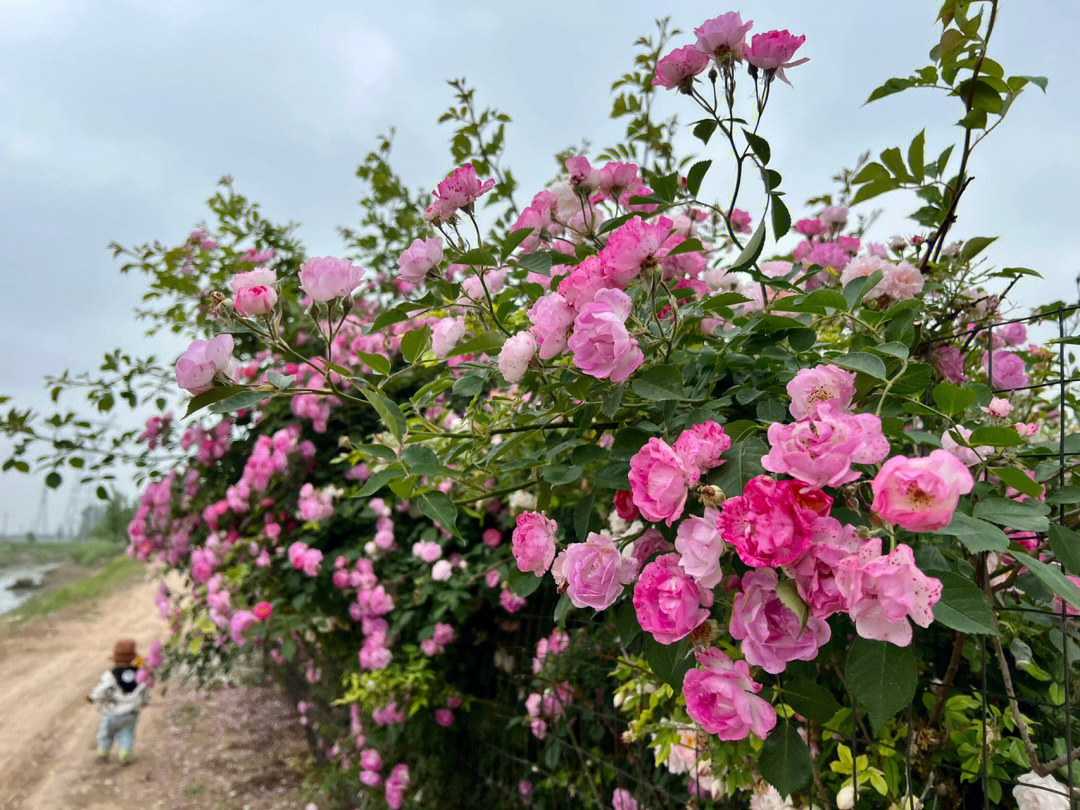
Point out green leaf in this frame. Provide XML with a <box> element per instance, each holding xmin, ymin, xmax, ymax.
<box><xmin>615</xmin><ymin>599</ymin><xmax>640</xmax><ymax>644</ymax></box>
<box><xmin>95</xmin><ymin>486</ymin><xmax>108</xmax><ymax>501</ymax></box>
<box><xmin>730</xmin><ymin>221</ymin><xmax>766</xmax><ymax>273</ymax></box>
<box><xmin>692</xmin><ymin>119</ymin><xmax>717</xmax><ymax>144</ymax></box>
<box><xmin>835</xmin><ymin>352</ymin><xmax>887</xmax><ymax>380</ymax></box>
<box><xmin>841</xmin><ymin>270</ymin><xmax>885</xmax><ymax>308</ymax></box>
<box><xmin>500</xmin><ymin>227</ymin><xmax>533</xmax><ymax>261</ymax></box>
<box><xmin>507</xmin><ymin>565</ymin><xmax>543</xmax><ymax>597</ymax></box>
<box><xmin>932</xmin><ymin>382</ymin><xmax>976</xmax><ymax>415</ymax></box>
<box><xmin>770</xmin><ymin>194</ymin><xmax>791</xmax><ymax>239</ymax></box>
<box><xmin>447</xmin><ymin>330</ymin><xmax>505</xmax><ymax>358</ymax></box>
<box><xmin>357</xmin><ymin>351</ymin><xmax>392</xmax><ymax>376</ymax></box>
<box><xmin>775</xmin><ymin>580</ymin><xmax>808</xmax><ymax>630</ymax></box>
<box><xmin>936</xmin><ymin>511</ymin><xmax>1009</xmax><ymax>553</ymax></box>
<box><xmin>782</xmin><ymin>680</ymin><xmax>842</xmax><ymax>724</ymax></box>
<box><xmin>45</xmin><ymin>471</ymin><xmax>62</xmax><ymax>489</ymax></box>
<box><xmin>356</xmin><ymin>467</ymin><xmax>406</xmax><ymax>497</ymax></box>
<box><xmin>866</xmin><ymin>76</ymin><xmax>915</xmax><ymax>103</ymax></box>
<box><xmin>400</xmin><ymin>327</ymin><xmax>429</xmax><ymax>363</ymax></box>
<box><xmin>630</xmin><ymin>364</ymin><xmax>685</xmax><ymax>400</ymax></box>
<box><xmin>266</xmin><ymin>370</ymin><xmax>295</xmax><ymax>389</ymax></box>
<box><xmin>991</xmin><ymin>467</ymin><xmax>1043</xmax><ymax>499</ymax></box>
<box><xmin>454</xmin><ymin>247</ymin><xmax>496</xmax><ymax>266</ymax></box>
<box><xmin>401</xmin><ymin>445</ymin><xmax>450</xmax><ymax>477</ymax></box>
<box><xmin>416</xmin><ymin>491</ymin><xmax>458</xmax><ymax>535</ymax></box>
<box><xmin>928</xmin><ymin>571</ymin><xmax>996</xmax><ymax>634</ymax></box>
<box><xmin>209</xmin><ymin>389</ymin><xmax>272</xmax><ymax>414</ymax></box>
<box><xmin>541</xmin><ymin>465</ymin><xmax>584</xmax><ymax>485</ymax></box>
<box><xmin>968</xmin><ymin>426</ymin><xmax>1024</xmax><ymax>447</ymax></box>
<box><xmin>1049</xmin><ymin>524</ymin><xmax>1080</xmax><ymax>576</ymax></box>
<box><xmin>1012</xmin><ymin>552</ymin><xmax>1080</xmax><ymax>612</ymax></box>
<box><xmin>960</xmin><ymin>236</ymin><xmax>996</xmax><ymax>262</ymax></box>
<box><xmin>685</xmin><ymin>160</ymin><xmax>711</xmax><ymax>196</ymax></box>
<box><xmin>712</xmin><ymin>437</ymin><xmax>767</xmax><ymax>497</ymax></box>
<box><xmin>665</xmin><ymin>237</ymin><xmax>705</xmax><ymax>257</ymax></box>
<box><xmin>845</xmin><ymin>638</ymin><xmax>917</xmax><ymax>731</ymax></box>
<box><xmin>759</xmin><ymin>724</ymin><xmax>812</xmax><ymax>796</ymax></box>
<box><xmin>973</xmin><ymin>498</ymin><xmax>1050</xmax><ymax>532</ymax></box>
<box><xmin>360</xmin><ymin>386</ymin><xmax>407</xmax><ymax>443</ymax></box>
<box><xmin>1046</xmin><ymin>486</ymin><xmax>1080</xmax><ymax>506</ymax></box>
<box><xmin>644</xmin><ymin>636</ymin><xmax>694</xmax><ymax>689</ymax></box>
<box><xmin>183</xmin><ymin>385</ymin><xmax>247</xmax><ymax>417</ymax></box>
<box><xmin>743</xmin><ymin>130</ymin><xmax>771</xmax><ymax>164</ymax></box>
<box><xmin>516</xmin><ymin>252</ymin><xmax>553</xmax><ymax>277</ymax></box>
<box><xmin>908</xmin><ymin>129</ymin><xmax>925</xmax><ymax>183</ymax></box>
<box><xmin>553</xmin><ymin>593</ymin><xmax>573</xmax><ymax>624</ymax></box>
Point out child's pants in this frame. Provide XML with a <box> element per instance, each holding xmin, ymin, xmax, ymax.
<box><xmin>97</xmin><ymin>713</ymin><xmax>138</xmax><ymax>755</ymax></box>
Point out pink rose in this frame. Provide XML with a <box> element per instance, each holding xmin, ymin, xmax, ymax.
<box><xmin>599</xmin><ymin>216</ymin><xmax>673</xmax><ymax>287</ymax></box>
<box><xmin>682</xmin><ymin>647</ymin><xmax>777</xmax><ymax>741</ymax></box>
<box><xmin>551</xmin><ymin>532</ymin><xmax>637</xmax><ymax>611</ymax></box>
<box><xmin>870</xmin><ymin>451</ymin><xmax>974</xmax><ymax>531</ymax></box>
<box><xmin>718</xmin><ymin>475</ymin><xmax>832</xmax><ymax>567</ymax></box>
<box><xmin>528</xmin><ymin>293</ymin><xmax>574</xmax><ymax>359</ymax></box>
<box><xmin>628</xmin><ymin>528</ymin><xmax>672</xmax><ymax>567</ymax></box>
<box><xmin>836</xmin><ymin>541</ymin><xmax>942</xmax><ymax>646</ymax></box>
<box><xmin>557</xmin><ymin>255</ymin><xmax>610</xmax><ymax>311</ymax></box>
<box><xmin>597</xmin><ymin>161</ymin><xmax>641</xmax><ymax>199</ymax></box>
<box><xmin>983</xmin><ymin>396</ymin><xmax>1012</xmax><ymax>418</ymax></box>
<box><xmin>796</xmin><ymin>218</ymin><xmax>825</xmax><ymax>237</ymax></box>
<box><xmin>673</xmin><ymin>420</ymin><xmax>731</xmax><ymax>476</ymax></box>
<box><xmin>434</xmin><ymin>708</ymin><xmax>455</xmax><ymax>727</ymax></box>
<box><xmin>231</xmin><ymin>267</ymin><xmax>278</xmax><ymax>316</ymax></box>
<box><xmin>565</xmin><ymin>156</ymin><xmax>599</xmax><ymax>190</ymax></box>
<box><xmin>252</xmin><ymin>601</ymin><xmax>273</xmax><ymax>621</ymax></box>
<box><xmin>745</xmin><ymin>30</ymin><xmax>808</xmax><ymax>84</ymax></box>
<box><xmin>653</xmin><ymin>45</ymin><xmax>710</xmax><ymax>90</ymax></box>
<box><xmin>997</xmin><ymin>322</ymin><xmax>1027</xmax><ymax>346</ymax></box>
<box><xmin>498</xmin><ymin>331</ymin><xmax>537</xmax><ymax>383</ymax></box>
<box><xmin>786</xmin><ymin>516</ymin><xmax>866</xmax><ymax>619</ymax></box>
<box><xmin>628</xmin><ymin>437</ymin><xmax>694</xmax><ymax>525</ymax></box>
<box><xmin>729</xmin><ymin>569</ymin><xmax>831</xmax><ymax>673</ymax></box>
<box><xmin>299</xmin><ymin>256</ymin><xmax>364</xmax><ymax>301</ymax></box>
<box><xmin>432</xmin><ymin>164</ymin><xmax>494</xmax><ymax>211</ymax></box>
<box><xmin>882</xmin><ymin>260</ymin><xmax>924</xmax><ymax>300</ymax></box>
<box><xmin>693</xmin><ymin>12</ymin><xmax>753</xmax><ymax>62</ymax></box>
<box><xmin>298</xmin><ymin>483</ymin><xmax>335</xmax><ymax>523</ymax></box>
<box><xmin>175</xmin><ymin>334</ymin><xmax>234</xmax><ymax>395</ymax></box>
<box><xmin>941</xmin><ymin>425</ymin><xmax>992</xmax><ymax>467</ymax></box>
<box><xmin>431</xmin><ymin>316</ymin><xmax>466</xmax><ymax>358</ymax></box>
<box><xmin>397</xmin><ymin>237</ymin><xmax>443</xmax><ymax>283</ymax></box>
<box><xmin>933</xmin><ymin>345</ymin><xmax>968</xmax><ymax>384</ymax></box>
<box><xmin>567</xmin><ymin>288</ymin><xmax>643</xmax><ymax>382</ymax></box>
<box><xmin>633</xmin><ymin>553</ymin><xmax>713</xmax><ymax>644</ymax></box>
<box><xmin>984</xmin><ymin>350</ymin><xmax>1029</xmax><ymax>391</ymax></box>
<box><xmin>512</xmin><ymin>511</ymin><xmax>558</xmax><ymax>575</ymax></box>
<box><xmin>674</xmin><ymin>508</ymin><xmax>725</xmax><ymax>588</ymax></box>
<box><xmin>360</xmin><ymin>748</ymin><xmax>383</xmax><ymax>772</ymax></box>
<box><xmin>611</xmin><ymin>788</ymin><xmax>640</xmax><ymax>810</ymax></box>
<box><xmin>762</xmin><ymin>402</ymin><xmax>890</xmax><ymax>488</ymax></box>
<box><xmin>229</xmin><ymin>610</ymin><xmax>256</xmax><ymax>646</ymax></box>
<box><xmin>727</xmin><ymin>208</ymin><xmax>753</xmax><ymax>234</ymax></box>
<box><xmin>786</xmin><ymin>364</ymin><xmax>856</xmax><ymax>419</ymax></box>
<box><xmin>384</xmin><ymin>764</ymin><xmax>409</xmax><ymax>810</ymax></box>
<box><xmin>839</xmin><ymin>255</ymin><xmax>888</xmax><ymax>295</ymax></box>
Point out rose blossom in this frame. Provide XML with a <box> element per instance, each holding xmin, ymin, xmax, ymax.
<box><xmin>613</xmin><ymin>489</ymin><xmax>640</xmax><ymax>521</ymax></box>
<box><xmin>528</xmin><ymin>293</ymin><xmax>574</xmax><ymax>359</ymax></box>
<box><xmin>729</xmin><ymin>569</ymin><xmax>831</xmax><ymax>673</ymax></box>
<box><xmin>628</xmin><ymin>437</ymin><xmax>695</xmax><ymax>525</ymax></box>
<box><xmin>984</xmin><ymin>350</ymin><xmax>1029</xmax><ymax>390</ymax></box>
<box><xmin>983</xmin><ymin>396</ymin><xmax>1012</xmax><ymax>418</ymax></box>
<box><xmin>231</xmin><ymin>267</ymin><xmax>278</xmax><ymax>316</ymax></box>
<box><xmin>599</xmin><ymin>216</ymin><xmax>673</xmax><ymax>287</ymax></box>
<box><xmin>175</xmin><ymin>334</ymin><xmax>234</xmax><ymax>395</ymax></box>
<box><xmin>298</xmin><ymin>256</ymin><xmax>364</xmax><ymax>301</ymax></box>
<box><xmin>653</xmin><ymin>46</ymin><xmax>710</xmax><ymax>90</ymax></box>
<box><xmin>673</xmin><ymin>420</ymin><xmax>731</xmax><ymax>476</ymax></box>
<box><xmin>252</xmin><ymin>601</ymin><xmax>273</xmax><ymax>621</ymax></box>
<box><xmin>567</xmin><ymin>288</ymin><xmax>643</xmax><ymax>382</ymax></box>
<box><xmin>551</xmin><ymin>532</ymin><xmax>637</xmax><ymax>611</ymax></box>
<box><xmin>384</xmin><ymin>763</ymin><xmax>409</xmax><ymax>810</ymax></box>
<box><xmin>693</xmin><ymin>12</ymin><xmax>753</xmax><ymax>62</ymax></box>
<box><xmin>611</xmin><ymin>788</ymin><xmax>640</xmax><ymax>810</ymax></box>
<box><xmin>674</xmin><ymin>508</ymin><xmax>725</xmax><ymax>588</ymax></box>
<box><xmin>762</xmin><ymin>402</ymin><xmax>890</xmax><ymax>488</ymax></box>
<box><xmin>718</xmin><ymin>476</ymin><xmax>832</xmax><ymax>567</ymax></box>
<box><xmin>1013</xmin><ymin>772</ymin><xmax>1070</xmax><ymax>810</ymax></box>
<box><xmin>431</xmin><ymin>316</ymin><xmax>466</xmax><ymax>358</ymax></box>
<box><xmin>633</xmin><ymin>553</ymin><xmax>713</xmax><ymax>644</ymax></box>
<box><xmin>565</xmin><ymin>155</ymin><xmax>600</xmax><ymax>189</ymax></box>
<box><xmin>933</xmin><ymin>345</ymin><xmax>968</xmax><ymax>383</ymax></box>
<box><xmin>498</xmin><ymin>331</ymin><xmax>537</xmax><ymax>383</ymax></box>
<box><xmin>786</xmin><ymin>364</ymin><xmax>856</xmax><ymax>419</ymax></box>
<box><xmin>941</xmin><ymin>425</ymin><xmax>992</xmax><ymax>467</ymax></box>
<box><xmin>745</xmin><ymin>30</ymin><xmax>808</xmax><ymax>84</ymax></box>
<box><xmin>835</xmin><ymin>541</ymin><xmax>942</xmax><ymax>646</ymax></box>
<box><xmin>397</xmin><ymin>237</ymin><xmax>443</xmax><ymax>283</ymax></box>
<box><xmin>511</xmin><ymin>511</ymin><xmax>558</xmax><ymax>575</ymax></box>
<box><xmin>786</xmin><ymin>516</ymin><xmax>865</xmax><ymax>619</ymax></box>
<box><xmin>682</xmin><ymin>647</ymin><xmax>777</xmax><ymax>741</ymax></box>
<box><xmin>870</xmin><ymin>451</ymin><xmax>974</xmax><ymax>531</ymax></box>
<box><xmin>882</xmin><ymin>260</ymin><xmax>924</xmax><ymax>300</ymax></box>
<box><xmin>557</xmin><ymin>256</ymin><xmax>610</xmax><ymax>311</ymax></box>
<box><xmin>432</xmin><ymin>163</ymin><xmax>494</xmax><ymax>213</ymax></box>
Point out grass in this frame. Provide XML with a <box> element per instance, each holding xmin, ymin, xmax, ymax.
<box><xmin>4</xmin><ymin>555</ymin><xmax>142</xmax><ymax>625</ymax></box>
<box><xmin>0</xmin><ymin>538</ymin><xmax>125</xmax><ymax>567</ymax></box>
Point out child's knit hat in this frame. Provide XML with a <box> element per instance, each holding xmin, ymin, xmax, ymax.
<box><xmin>112</xmin><ymin>638</ymin><xmax>137</xmax><ymax>666</ymax></box>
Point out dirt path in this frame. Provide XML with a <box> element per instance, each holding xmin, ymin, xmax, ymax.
<box><xmin>0</xmin><ymin>577</ymin><xmax>309</xmax><ymax>810</ymax></box>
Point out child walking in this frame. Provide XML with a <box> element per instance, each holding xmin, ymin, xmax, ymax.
<box><xmin>87</xmin><ymin>638</ymin><xmax>150</xmax><ymax>764</ymax></box>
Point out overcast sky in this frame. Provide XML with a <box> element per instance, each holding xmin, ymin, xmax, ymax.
<box><xmin>2</xmin><ymin>0</ymin><xmax>1078</xmax><ymax>534</ymax></box>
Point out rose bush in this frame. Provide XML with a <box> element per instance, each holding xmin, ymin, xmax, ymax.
<box><xmin>4</xmin><ymin>3</ymin><xmax>1080</xmax><ymax>809</ymax></box>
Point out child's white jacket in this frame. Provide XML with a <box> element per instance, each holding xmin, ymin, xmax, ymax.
<box><xmin>88</xmin><ymin>666</ymin><xmax>150</xmax><ymax>716</ymax></box>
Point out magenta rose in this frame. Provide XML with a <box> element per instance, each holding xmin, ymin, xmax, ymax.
<box><xmin>432</xmin><ymin>163</ymin><xmax>495</xmax><ymax>212</ymax></box>
<box><xmin>511</xmin><ymin>511</ymin><xmax>558</xmax><ymax>576</ymax></box>
<box><xmin>869</xmin><ymin>450</ymin><xmax>974</xmax><ymax>532</ymax></box>
<box><xmin>632</xmin><ymin>553</ymin><xmax>713</xmax><ymax>644</ymax></box>
<box><xmin>718</xmin><ymin>475</ymin><xmax>832</xmax><ymax>567</ymax></box>
<box><xmin>628</xmin><ymin>437</ymin><xmax>695</xmax><ymax>525</ymax></box>
<box><xmin>745</xmin><ymin>30</ymin><xmax>808</xmax><ymax>84</ymax></box>
<box><xmin>673</xmin><ymin>420</ymin><xmax>731</xmax><ymax>476</ymax></box>
<box><xmin>598</xmin><ymin>216</ymin><xmax>673</xmax><ymax>287</ymax></box>
<box><xmin>551</xmin><ymin>532</ymin><xmax>637</xmax><ymax>611</ymax></box>
<box><xmin>729</xmin><ymin>569</ymin><xmax>831</xmax><ymax>674</ymax></box>
<box><xmin>682</xmin><ymin>647</ymin><xmax>777</xmax><ymax>741</ymax></box>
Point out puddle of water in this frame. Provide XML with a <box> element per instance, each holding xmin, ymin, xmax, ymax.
<box><xmin>0</xmin><ymin>563</ymin><xmax>58</xmax><ymax>614</ymax></box>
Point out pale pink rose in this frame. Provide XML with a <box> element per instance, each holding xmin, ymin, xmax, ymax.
<box><xmin>984</xmin><ymin>350</ymin><xmax>1029</xmax><ymax>390</ymax></box>
<box><xmin>870</xmin><ymin>451</ymin><xmax>974</xmax><ymax>531</ymax></box>
<box><xmin>997</xmin><ymin>322</ymin><xmax>1028</xmax><ymax>346</ymax></box>
<box><xmin>633</xmin><ymin>553</ymin><xmax>713</xmax><ymax>644</ymax></box>
<box><xmin>528</xmin><ymin>293</ymin><xmax>574</xmax><ymax>359</ymax></box>
<box><xmin>745</xmin><ymin>30</ymin><xmax>808</xmax><ymax>84</ymax></box>
<box><xmin>229</xmin><ymin>610</ymin><xmax>256</xmax><ymax>646</ymax></box>
<box><xmin>412</xmin><ymin>540</ymin><xmax>443</xmax><ymax>563</ymax></box>
<box><xmin>431</xmin><ymin>560</ymin><xmax>453</xmax><ymax>581</ymax></box>
<box><xmin>882</xmin><ymin>260</ymin><xmax>924</xmax><ymax>300</ymax></box>
<box><xmin>597</xmin><ymin>161</ymin><xmax>641</xmax><ymax>199</ymax></box>
<box><xmin>786</xmin><ymin>364</ymin><xmax>856</xmax><ymax>419</ymax></box>
<box><xmin>727</xmin><ymin>208</ymin><xmax>753</xmax><ymax>235</ymax></box>
<box><xmin>550</xmin><ymin>532</ymin><xmax>637</xmax><ymax>611</ymax></box>
<box><xmin>431</xmin><ymin>316</ymin><xmax>466</xmax><ymax>358</ymax></box>
<box><xmin>835</xmin><ymin>541</ymin><xmax>941</xmax><ymax>646</ymax></box>
<box><xmin>432</xmin><ymin>163</ymin><xmax>494</xmax><ymax>214</ymax></box>
<box><xmin>1015</xmin><ymin>422</ymin><xmax>1039</xmax><ymax>437</ymax></box>
<box><xmin>675</xmin><ymin>508</ymin><xmax>725</xmax><ymax>588</ymax></box>
<box><xmin>298</xmin><ymin>483</ymin><xmax>334</xmax><ymax>522</ymax></box>
<box><xmin>729</xmin><ymin>569</ymin><xmax>831</xmax><ymax>673</ymax></box>
<box><xmin>718</xmin><ymin>476</ymin><xmax>832</xmax><ymax>567</ymax></box>
<box><xmin>175</xmin><ymin>334</ymin><xmax>234</xmax><ymax>395</ymax></box>
<box><xmin>762</xmin><ymin>402</ymin><xmax>890</xmax><ymax>488</ymax></box>
<box><xmin>299</xmin><ymin>256</ymin><xmax>364</xmax><ymax>301</ymax></box>
<box><xmin>941</xmin><ymin>425</ymin><xmax>992</xmax><ymax>467</ymax></box>
<box><xmin>565</xmin><ymin>155</ymin><xmax>600</xmax><ymax>189</ymax></box>
<box><xmin>838</xmin><ymin>254</ymin><xmax>887</xmax><ymax>295</ymax></box>
<box><xmin>599</xmin><ymin>216</ymin><xmax>673</xmax><ymax>287</ymax></box>
<box><xmin>682</xmin><ymin>647</ymin><xmax>777</xmax><ymax>741</ymax></box>
<box><xmin>432</xmin><ymin>623</ymin><xmax>455</xmax><ymax>645</ymax></box>
<box><xmin>820</xmin><ymin>205</ymin><xmax>849</xmax><ymax>228</ymax></box>
<box><xmin>653</xmin><ymin>45</ymin><xmax>710</xmax><ymax>90</ymax></box>
<box><xmin>628</xmin><ymin>437</ymin><xmax>694</xmax><ymax>525</ymax></box>
<box><xmin>983</xmin><ymin>397</ymin><xmax>1012</xmax><ymax>418</ymax></box>
<box><xmin>611</xmin><ymin>788</ymin><xmax>640</xmax><ymax>810</ymax></box>
<box><xmin>567</xmin><ymin>288</ymin><xmax>643</xmax><ymax>382</ymax></box>
<box><xmin>498</xmin><ymin>331</ymin><xmax>537</xmax><ymax>383</ymax></box>
<box><xmin>512</xmin><ymin>511</ymin><xmax>558</xmax><ymax>575</ymax></box>
<box><xmin>627</xmin><ymin>528</ymin><xmax>672</xmax><ymax>567</ymax></box>
<box><xmin>397</xmin><ymin>237</ymin><xmax>443</xmax><ymax>283</ymax></box>
<box><xmin>786</xmin><ymin>516</ymin><xmax>865</xmax><ymax>619</ymax></box>
<box><xmin>231</xmin><ymin>267</ymin><xmax>278</xmax><ymax>316</ymax></box>
<box><xmin>933</xmin><ymin>345</ymin><xmax>968</xmax><ymax>384</ymax></box>
<box><xmin>693</xmin><ymin>12</ymin><xmax>753</xmax><ymax>61</ymax></box>
<box><xmin>673</xmin><ymin>420</ymin><xmax>731</xmax><ymax>476</ymax></box>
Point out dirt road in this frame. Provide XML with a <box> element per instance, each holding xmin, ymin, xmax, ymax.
<box><xmin>0</xmin><ymin>577</ymin><xmax>308</xmax><ymax>810</ymax></box>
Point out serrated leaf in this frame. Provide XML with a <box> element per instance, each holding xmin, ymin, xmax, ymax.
<box><xmin>973</xmin><ymin>498</ymin><xmax>1050</xmax><ymax>532</ymax></box>
<box><xmin>356</xmin><ymin>467</ymin><xmax>405</xmax><ymax>497</ymax></box>
<box><xmin>360</xmin><ymin>386</ymin><xmax>407</xmax><ymax>443</ymax></box>
<box><xmin>416</xmin><ymin>491</ymin><xmax>458</xmax><ymax>534</ymax></box>
<box><xmin>629</xmin><ymin>364</ymin><xmax>685</xmax><ymax>400</ymax></box>
<box><xmin>928</xmin><ymin>570</ymin><xmax>996</xmax><ymax>634</ymax></box>
<box><xmin>711</xmin><ymin>437</ymin><xmax>767</xmax><ymax>497</ymax></box>
<box><xmin>846</xmin><ymin>638</ymin><xmax>917</xmax><ymax>731</ymax></box>
<box><xmin>685</xmin><ymin>160</ymin><xmax>711</xmax><ymax>196</ymax></box>
<box><xmin>447</xmin><ymin>330</ymin><xmax>505</xmax><ymax>358</ymax></box>
<box><xmin>358</xmin><ymin>351</ymin><xmax>392</xmax><ymax>376</ymax></box>
<box><xmin>507</xmin><ymin>565</ymin><xmax>543</xmax><ymax>597</ymax></box>
<box><xmin>968</xmin><ymin>426</ymin><xmax>1024</xmax><ymax>447</ymax></box>
<box><xmin>1012</xmin><ymin>552</ymin><xmax>1080</xmax><ymax>612</ymax></box>
<box><xmin>209</xmin><ymin>389</ymin><xmax>272</xmax><ymax>414</ymax></box>
<box><xmin>730</xmin><ymin>220</ymin><xmax>765</xmax><ymax>273</ymax></box>
<box><xmin>1048</xmin><ymin>524</ymin><xmax>1080</xmax><ymax>576</ymax></box>
<box><xmin>932</xmin><ymin>383</ymin><xmax>976</xmax><ymax>415</ymax></box>
<box><xmin>782</xmin><ymin>680</ymin><xmax>842</xmax><ymax>725</ymax></box>
<box><xmin>991</xmin><ymin>467</ymin><xmax>1043</xmax><ymax>498</ymax></box>
<box><xmin>401</xmin><ymin>327</ymin><xmax>429</xmax><ymax>363</ymax></box>
<box><xmin>743</xmin><ymin>129</ymin><xmax>771</xmax><ymax>164</ymax></box>
<box><xmin>759</xmin><ymin>724</ymin><xmax>811</xmax><ymax>795</ymax></box>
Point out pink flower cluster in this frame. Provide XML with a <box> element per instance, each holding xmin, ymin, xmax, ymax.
<box><xmin>425</xmin><ymin>163</ymin><xmax>495</xmax><ymax>223</ymax></box>
<box><xmin>288</xmin><ymin>541</ymin><xmax>324</xmax><ymax>576</ymax></box>
<box><xmin>718</xmin><ymin>475</ymin><xmax>832</xmax><ymax>567</ymax></box>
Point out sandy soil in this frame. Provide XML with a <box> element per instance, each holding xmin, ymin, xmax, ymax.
<box><xmin>0</xmin><ymin>578</ymin><xmax>309</xmax><ymax>810</ymax></box>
